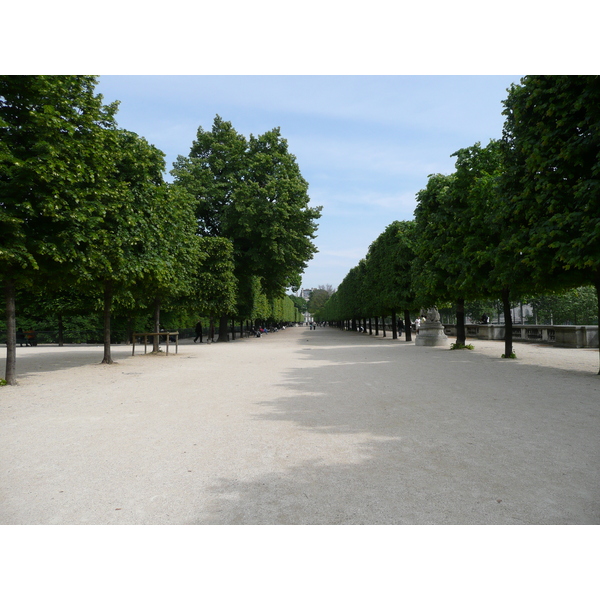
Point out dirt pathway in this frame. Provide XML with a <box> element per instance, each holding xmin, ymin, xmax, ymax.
<box><xmin>1</xmin><ymin>327</ymin><xmax>598</xmax><ymax>524</ymax></box>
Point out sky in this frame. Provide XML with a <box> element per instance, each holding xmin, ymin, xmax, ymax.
<box><xmin>95</xmin><ymin>75</ymin><xmax>523</xmax><ymax>292</ymax></box>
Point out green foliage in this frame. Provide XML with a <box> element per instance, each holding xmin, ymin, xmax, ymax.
<box><xmin>528</xmin><ymin>286</ymin><xmax>598</xmax><ymax>325</ymax></box>
<box><xmin>500</xmin><ymin>75</ymin><xmax>600</xmax><ymax>371</ymax></box>
<box><xmin>1</xmin><ymin>75</ymin><xmax>120</xmax><ymax>378</ymax></box>
<box><xmin>193</xmin><ymin>237</ymin><xmax>237</xmax><ymax>317</ymax></box>
<box><xmin>365</xmin><ymin>220</ymin><xmax>417</xmax><ymax>315</ymax></box>
<box><xmin>289</xmin><ymin>294</ymin><xmax>308</xmax><ymax>313</ymax></box>
<box><xmin>450</xmin><ymin>342</ymin><xmax>474</xmax><ymax>350</ymax></box>
<box><xmin>0</xmin><ymin>75</ymin><xmax>119</xmax><ymax>286</ymax></box>
<box><xmin>500</xmin><ymin>76</ymin><xmax>600</xmax><ymax>286</ymax></box>
<box><xmin>334</xmin><ymin>261</ymin><xmax>368</xmax><ymax>323</ymax></box>
<box><xmin>307</xmin><ymin>287</ymin><xmax>332</xmax><ymax>316</ymax></box>
<box><xmin>412</xmin><ymin>173</ymin><xmax>454</xmax><ymax>300</ymax></box>
<box><xmin>171</xmin><ymin>116</ymin><xmax>321</xmax><ymax>309</ymax></box>
<box><xmin>465</xmin><ymin>299</ymin><xmax>501</xmax><ymax>323</ymax></box>
<box><xmin>501</xmin><ymin>352</ymin><xmax>517</xmax><ymax>359</ymax></box>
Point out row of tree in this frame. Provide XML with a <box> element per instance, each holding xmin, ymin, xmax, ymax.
<box><xmin>317</xmin><ymin>76</ymin><xmax>600</xmax><ymax>372</ymax></box>
<box><xmin>1</xmin><ymin>76</ymin><xmax>320</xmax><ymax>384</ymax></box>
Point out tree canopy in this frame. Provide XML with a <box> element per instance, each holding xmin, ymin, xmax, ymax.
<box><xmin>1</xmin><ymin>75</ymin><xmax>119</xmax><ymax>380</ymax></box>
<box><xmin>171</xmin><ymin>116</ymin><xmax>321</xmax><ymax>339</ymax></box>
<box><xmin>500</xmin><ymin>75</ymin><xmax>600</xmax><ymax>369</ymax></box>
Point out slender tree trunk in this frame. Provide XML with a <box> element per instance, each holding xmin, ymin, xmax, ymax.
<box><xmin>126</xmin><ymin>316</ymin><xmax>133</xmax><ymax>345</ymax></box>
<box><xmin>404</xmin><ymin>310</ymin><xmax>412</xmax><ymax>342</ymax></box>
<box><xmin>58</xmin><ymin>313</ymin><xmax>64</xmax><ymax>347</ymax></box>
<box><xmin>101</xmin><ymin>281</ymin><xmax>113</xmax><ymax>364</ymax></box>
<box><xmin>382</xmin><ymin>317</ymin><xmax>386</xmax><ymax>337</ymax></box>
<box><xmin>218</xmin><ymin>314</ymin><xmax>229</xmax><ymax>342</ymax></box>
<box><xmin>209</xmin><ymin>317</ymin><xmax>215</xmax><ymax>342</ymax></box>
<box><xmin>4</xmin><ymin>280</ymin><xmax>17</xmax><ymax>385</ymax></box>
<box><xmin>369</xmin><ymin>317</ymin><xmax>372</xmax><ymax>335</ymax></box>
<box><xmin>456</xmin><ymin>298</ymin><xmax>466</xmax><ymax>346</ymax></box>
<box><xmin>501</xmin><ymin>288</ymin><xmax>513</xmax><ymax>358</ymax></box>
<box><xmin>391</xmin><ymin>309</ymin><xmax>397</xmax><ymax>340</ymax></box>
<box><xmin>153</xmin><ymin>296</ymin><xmax>161</xmax><ymax>352</ymax></box>
<box><xmin>375</xmin><ymin>316</ymin><xmax>379</xmax><ymax>336</ymax></box>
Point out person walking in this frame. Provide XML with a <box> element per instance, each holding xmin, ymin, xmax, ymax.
<box><xmin>16</xmin><ymin>328</ymin><xmax>28</xmax><ymax>347</ymax></box>
<box><xmin>194</xmin><ymin>320</ymin><xmax>203</xmax><ymax>343</ymax></box>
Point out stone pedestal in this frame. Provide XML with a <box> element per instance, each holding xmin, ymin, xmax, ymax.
<box><xmin>415</xmin><ymin>321</ymin><xmax>449</xmax><ymax>346</ymax></box>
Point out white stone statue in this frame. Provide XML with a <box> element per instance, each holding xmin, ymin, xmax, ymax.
<box><xmin>426</xmin><ymin>306</ymin><xmax>441</xmax><ymax>323</ymax></box>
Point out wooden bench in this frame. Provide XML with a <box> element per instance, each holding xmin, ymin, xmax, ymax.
<box><xmin>132</xmin><ymin>331</ymin><xmax>179</xmax><ymax>356</ymax></box>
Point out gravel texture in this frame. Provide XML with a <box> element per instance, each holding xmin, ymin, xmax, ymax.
<box><xmin>1</xmin><ymin>326</ymin><xmax>599</xmax><ymax>524</ymax></box>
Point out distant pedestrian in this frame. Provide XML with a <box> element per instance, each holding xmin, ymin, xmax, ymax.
<box><xmin>25</xmin><ymin>328</ymin><xmax>36</xmax><ymax>346</ymax></box>
<box><xmin>16</xmin><ymin>328</ymin><xmax>28</xmax><ymax>347</ymax></box>
<box><xmin>194</xmin><ymin>320</ymin><xmax>203</xmax><ymax>343</ymax></box>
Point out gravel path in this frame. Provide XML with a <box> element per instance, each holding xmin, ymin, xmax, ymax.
<box><xmin>1</xmin><ymin>327</ymin><xmax>599</xmax><ymax>524</ymax></box>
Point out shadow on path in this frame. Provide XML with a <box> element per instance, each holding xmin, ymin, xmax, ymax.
<box><xmin>195</xmin><ymin>329</ymin><xmax>600</xmax><ymax>524</ymax></box>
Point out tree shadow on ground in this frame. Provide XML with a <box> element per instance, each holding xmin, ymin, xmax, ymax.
<box><xmin>0</xmin><ymin>345</ymin><xmax>139</xmax><ymax>379</ymax></box>
<box><xmin>194</xmin><ymin>332</ymin><xmax>600</xmax><ymax>524</ymax></box>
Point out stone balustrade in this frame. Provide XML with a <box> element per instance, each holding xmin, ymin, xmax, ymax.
<box><xmin>442</xmin><ymin>324</ymin><xmax>598</xmax><ymax>348</ymax></box>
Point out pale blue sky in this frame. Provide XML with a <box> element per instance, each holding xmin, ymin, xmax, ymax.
<box><xmin>96</xmin><ymin>75</ymin><xmax>522</xmax><ymax>290</ymax></box>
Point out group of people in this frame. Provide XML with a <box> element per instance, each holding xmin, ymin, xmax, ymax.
<box><xmin>193</xmin><ymin>319</ymin><xmax>287</xmax><ymax>342</ymax></box>
<box><xmin>16</xmin><ymin>328</ymin><xmax>36</xmax><ymax>347</ymax></box>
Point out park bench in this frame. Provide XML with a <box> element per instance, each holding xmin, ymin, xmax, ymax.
<box><xmin>132</xmin><ymin>331</ymin><xmax>179</xmax><ymax>356</ymax></box>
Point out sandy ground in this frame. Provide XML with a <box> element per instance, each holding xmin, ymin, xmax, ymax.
<box><xmin>1</xmin><ymin>326</ymin><xmax>599</xmax><ymax>525</ymax></box>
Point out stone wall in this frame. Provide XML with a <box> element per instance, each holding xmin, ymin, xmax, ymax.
<box><xmin>442</xmin><ymin>324</ymin><xmax>599</xmax><ymax>348</ymax></box>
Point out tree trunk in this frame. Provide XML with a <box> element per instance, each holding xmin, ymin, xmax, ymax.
<box><xmin>126</xmin><ymin>317</ymin><xmax>133</xmax><ymax>345</ymax></box>
<box><xmin>210</xmin><ymin>317</ymin><xmax>215</xmax><ymax>342</ymax></box>
<box><xmin>153</xmin><ymin>296</ymin><xmax>161</xmax><ymax>353</ymax></box>
<box><xmin>382</xmin><ymin>317</ymin><xmax>386</xmax><ymax>337</ymax></box>
<box><xmin>217</xmin><ymin>314</ymin><xmax>229</xmax><ymax>342</ymax></box>
<box><xmin>404</xmin><ymin>310</ymin><xmax>412</xmax><ymax>342</ymax></box>
<box><xmin>4</xmin><ymin>280</ymin><xmax>17</xmax><ymax>385</ymax></box>
<box><xmin>391</xmin><ymin>309</ymin><xmax>397</xmax><ymax>340</ymax></box>
<box><xmin>456</xmin><ymin>298</ymin><xmax>466</xmax><ymax>346</ymax></box>
<box><xmin>101</xmin><ymin>281</ymin><xmax>113</xmax><ymax>364</ymax></box>
<box><xmin>501</xmin><ymin>288</ymin><xmax>513</xmax><ymax>358</ymax></box>
<box><xmin>58</xmin><ymin>313</ymin><xmax>64</xmax><ymax>347</ymax></box>
<box><xmin>375</xmin><ymin>316</ymin><xmax>379</xmax><ymax>336</ymax></box>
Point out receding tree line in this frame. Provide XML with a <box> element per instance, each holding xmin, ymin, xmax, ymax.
<box><xmin>317</xmin><ymin>76</ymin><xmax>600</xmax><ymax>373</ymax></box>
<box><xmin>1</xmin><ymin>76</ymin><xmax>321</xmax><ymax>384</ymax></box>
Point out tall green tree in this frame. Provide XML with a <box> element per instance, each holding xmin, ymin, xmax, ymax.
<box><xmin>413</xmin><ymin>141</ymin><xmax>531</xmax><ymax>357</ymax></box>
<box><xmin>307</xmin><ymin>286</ymin><xmax>333</xmax><ymax>316</ymax></box>
<box><xmin>171</xmin><ymin>116</ymin><xmax>321</xmax><ymax>341</ymax></box>
<box><xmin>364</xmin><ymin>220</ymin><xmax>417</xmax><ymax>340</ymax></box>
<box><xmin>73</xmin><ymin>128</ymin><xmax>182</xmax><ymax>363</ymax></box>
<box><xmin>193</xmin><ymin>236</ymin><xmax>237</xmax><ymax>324</ymax></box>
<box><xmin>0</xmin><ymin>75</ymin><xmax>118</xmax><ymax>383</ymax></box>
<box><xmin>500</xmin><ymin>75</ymin><xmax>600</xmax><ymax>371</ymax></box>
<box><xmin>412</xmin><ymin>172</ymin><xmax>470</xmax><ymax>344</ymax></box>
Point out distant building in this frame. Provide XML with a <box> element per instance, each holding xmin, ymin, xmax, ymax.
<box><xmin>300</xmin><ymin>288</ymin><xmax>313</xmax><ymax>300</ymax></box>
